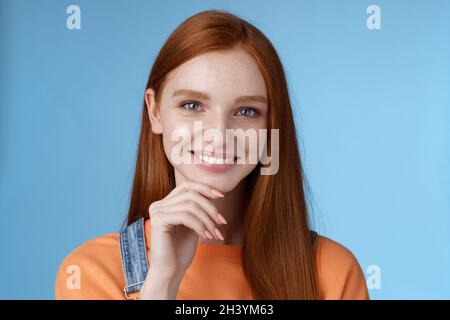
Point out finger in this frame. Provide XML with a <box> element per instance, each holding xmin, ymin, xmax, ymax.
<box><xmin>162</xmin><ymin>190</ymin><xmax>226</xmax><ymax>226</ymax></box>
<box><xmin>165</xmin><ymin>180</ymin><xmax>224</xmax><ymax>200</ymax></box>
<box><xmin>150</xmin><ymin>211</ymin><xmax>210</xmax><ymax>240</ymax></box>
<box><xmin>154</xmin><ymin>203</ymin><xmax>219</xmax><ymax>240</ymax></box>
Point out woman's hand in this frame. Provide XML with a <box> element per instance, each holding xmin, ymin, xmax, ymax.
<box><xmin>139</xmin><ymin>180</ymin><xmax>227</xmax><ymax>299</ymax></box>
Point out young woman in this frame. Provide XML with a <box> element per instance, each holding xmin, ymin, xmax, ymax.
<box><xmin>55</xmin><ymin>10</ymin><xmax>369</xmax><ymax>300</ymax></box>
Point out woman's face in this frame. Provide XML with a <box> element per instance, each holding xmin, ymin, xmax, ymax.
<box><xmin>146</xmin><ymin>47</ymin><xmax>268</xmax><ymax>193</ymax></box>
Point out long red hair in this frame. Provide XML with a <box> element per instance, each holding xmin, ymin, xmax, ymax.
<box><xmin>126</xmin><ymin>9</ymin><xmax>319</xmax><ymax>299</ymax></box>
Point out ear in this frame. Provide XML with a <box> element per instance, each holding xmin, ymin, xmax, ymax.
<box><xmin>145</xmin><ymin>88</ymin><xmax>163</xmax><ymax>134</ymax></box>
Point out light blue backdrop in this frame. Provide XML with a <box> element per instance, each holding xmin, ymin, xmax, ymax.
<box><xmin>0</xmin><ymin>0</ymin><xmax>449</xmax><ymax>299</ymax></box>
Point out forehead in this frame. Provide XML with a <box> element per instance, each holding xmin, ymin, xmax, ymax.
<box><xmin>161</xmin><ymin>47</ymin><xmax>267</xmax><ymax>100</ymax></box>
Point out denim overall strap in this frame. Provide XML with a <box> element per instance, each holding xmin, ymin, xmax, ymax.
<box><xmin>119</xmin><ymin>217</ymin><xmax>148</xmax><ymax>299</ymax></box>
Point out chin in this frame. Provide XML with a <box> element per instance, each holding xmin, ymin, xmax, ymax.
<box><xmin>193</xmin><ymin>175</ymin><xmax>239</xmax><ymax>193</ymax></box>
<box><xmin>179</xmin><ymin>168</ymin><xmax>242</xmax><ymax>193</ymax></box>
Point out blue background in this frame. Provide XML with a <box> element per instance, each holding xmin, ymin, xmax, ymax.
<box><xmin>0</xmin><ymin>0</ymin><xmax>449</xmax><ymax>299</ymax></box>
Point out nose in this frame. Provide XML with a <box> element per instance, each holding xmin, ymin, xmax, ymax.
<box><xmin>209</xmin><ymin>108</ymin><xmax>231</xmax><ymax>130</ymax></box>
<box><xmin>200</xmin><ymin>110</ymin><xmax>234</xmax><ymax>149</ymax></box>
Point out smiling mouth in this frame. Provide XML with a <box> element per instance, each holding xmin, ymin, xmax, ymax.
<box><xmin>189</xmin><ymin>150</ymin><xmax>239</xmax><ymax>165</ymax></box>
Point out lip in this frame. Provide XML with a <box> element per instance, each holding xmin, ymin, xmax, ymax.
<box><xmin>190</xmin><ymin>150</ymin><xmax>237</xmax><ymax>173</ymax></box>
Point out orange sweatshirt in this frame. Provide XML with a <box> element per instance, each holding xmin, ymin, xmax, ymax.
<box><xmin>54</xmin><ymin>219</ymin><xmax>369</xmax><ymax>299</ymax></box>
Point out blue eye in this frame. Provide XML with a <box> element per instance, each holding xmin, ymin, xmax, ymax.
<box><xmin>236</xmin><ymin>107</ymin><xmax>259</xmax><ymax>117</ymax></box>
<box><xmin>180</xmin><ymin>101</ymin><xmax>201</xmax><ymax>112</ymax></box>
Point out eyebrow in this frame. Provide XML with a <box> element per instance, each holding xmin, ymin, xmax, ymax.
<box><xmin>172</xmin><ymin>89</ymin><xmax>268</xmax><ymax>104</ymax></box>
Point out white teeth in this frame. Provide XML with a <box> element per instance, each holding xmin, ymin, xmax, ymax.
<box><xmin>197</xmin><ymin>153</ymin><xmax>235</xmax><ymax>165</ymax></box>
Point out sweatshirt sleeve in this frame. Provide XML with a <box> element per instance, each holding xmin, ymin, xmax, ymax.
<box><xmin>54</xmin><ymin>233</ymin><xmax>126</xmax><ymax>300</ymax></box>
<box><xmin>315</xmin><ymin>236</ymin><xmax>370</xmax><ymax>300</ymax></box>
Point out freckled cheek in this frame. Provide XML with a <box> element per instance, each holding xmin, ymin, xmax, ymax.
<box><xmin>161</xmin><ymin>125</ymin><xmax>197</xmax><ymax>162</ymax></box>
<box><xmin>160</xmin><ymin>114</ymin><xmax>193</xmax><ymax>136</ymax></box>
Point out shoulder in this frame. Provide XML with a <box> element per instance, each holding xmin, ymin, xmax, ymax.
<box><xmin>54</xmin><ymin>232</ymin><xmax>125</xmax><ymax>300</ymax></box>
<box><xmin>314</xmin><ymin>235</ymin><xmax>370</xmax><ymax>300</ymax></box>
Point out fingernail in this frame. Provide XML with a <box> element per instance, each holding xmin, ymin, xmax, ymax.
<box><xmin>204</xmin><ymin>230</ymin><xmax>214</xmax><ymax>240</ymax></box>
<box><xmin>217</xmin><ymin>213</ymin><xmax>227</xmax><ymax>224</ymax></box>
<box><xmin>214</xmin><ymin>227</ymin><xmax>224</xmax><ymax>241</ymax></box>
<box><xmin>211</xmin><ymin>189</ymin><xmax>224</xmax><ymax>197</ymax></box>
